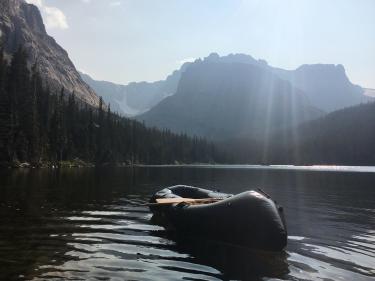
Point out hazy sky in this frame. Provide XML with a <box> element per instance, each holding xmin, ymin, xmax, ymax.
<box><xmin>29</xmin><ymin>0</ymin><xmax>375</xmax><ymax>88</ymax></box>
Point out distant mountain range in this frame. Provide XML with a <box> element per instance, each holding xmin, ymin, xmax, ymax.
<box><xmin>273</xmin><ymin>64</ymin><xmax>369</xmax><ymax>112</ymax></box>
<box><xmin>0</xmin><ymin>0</ymin><xmax>100</xmax><ymax>106</ymax></box>
<box><xmin>83</xmin><ymin>53</ymin><xmax>372</xmax><ymax>140</ymax></box>
<box><xmin>1</xmin><ymin>0</ymin><xmax>374</xmax><ymax>165</ymax></box>
<box><xmin>137</xmin><ymin>59</ymin><xmax>323</xmax><ymax>140</ymax></box>
<box><xmin>80</xmin><ymin>63</ymin><xmax>190</xmax><ymax>116</ymax></box>
<box><xmin>364</xmin><ymin>88</ymin><xmax>375</xmax><ymax>97</ymax></box>
<box><xmin>135</xmin><ymin>53</ymin><xmax>372</xmax><ymax>140</ymax></box>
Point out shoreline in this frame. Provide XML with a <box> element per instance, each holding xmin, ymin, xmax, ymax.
<box><xmin>2</xmin><ymin>161</ymin><xmax>375</xmax><ymax>173</ymax></box>
<box><xmin>135</xmin><ymin>164</ymin><xmax>375</xmax><ymax>173</ymax></box>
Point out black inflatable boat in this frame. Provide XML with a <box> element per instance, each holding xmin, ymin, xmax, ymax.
<box><xmin>149</xmin><ymin>185</ymin><xmax>287</xmax><ymax>252</ymax></box>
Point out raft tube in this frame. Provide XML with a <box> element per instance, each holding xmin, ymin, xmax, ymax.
<box><xmin>150</xmin><ymin>185</ymin><xmax>287</xmax><ymax>252</ymax></box>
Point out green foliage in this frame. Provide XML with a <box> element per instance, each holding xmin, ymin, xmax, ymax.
<box><xmin>0</xmin><ymin>49</ymin><xmax>220</xmax><ymax>165</ymax></box>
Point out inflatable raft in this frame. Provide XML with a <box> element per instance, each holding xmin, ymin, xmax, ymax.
<box><xmin>149</xmin><ymin>185</ymin><xmax>287</xmax><ymax>251</ymax></box>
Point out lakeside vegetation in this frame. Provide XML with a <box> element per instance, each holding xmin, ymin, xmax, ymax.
<box><xmin>1</xmin><ymin>48</ymin><xmax>374</xmax><ymax>168</ymax></box>
<box><xmin>0</xmin><ymin>48</ymin><xmax>220</xmax><ymax>167</ymax></box>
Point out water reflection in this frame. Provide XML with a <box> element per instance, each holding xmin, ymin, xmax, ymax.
<box><xmin>0</xmin><ymin>167</ymin><xmax>374</xmax><ymax>280</ymax></box>
<box><xmin>165</xmin><ymin>236</ymin><xmax>289</xmax><ymax>280</ymax></box>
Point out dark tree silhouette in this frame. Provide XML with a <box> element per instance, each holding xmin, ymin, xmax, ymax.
<box><xmin>0</xmin><ymin>49</ymin><xmax>221</xmax><ymax>166</ymax></box>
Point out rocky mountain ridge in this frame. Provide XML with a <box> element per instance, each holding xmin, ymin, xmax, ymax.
<box><xmin>132</xmin><ymin>53</ymin><xmax>371</xmax><ymax>140</ymax></box>
<box><xmin>0</xmin><ymin>0</ymin><xmax>100</xmax><ymax>106</ymax></box>
<box><xmin>137</xmin><ymin>60</ymin><xmax>323</xmax><ymax>140</ymax></box>
<box><xmin>194</xmin><ymin>53</ymin><xmax>371</xmax><ymax>112</ymax></box>
<box><xmin>83</xmin><ymin>52</ymin><xmax>371</xmax><ymax>115</ymax></box>
<box><xmin>80</xmin><ymin>63</ymin><xmax>191</xmax><ymax>116</ymax></box>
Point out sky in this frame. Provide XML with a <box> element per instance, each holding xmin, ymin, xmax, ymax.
<box><xmin>27</xmin><ymin>0</ymin><xmax>375</xmax><ymax>88</ymax></box>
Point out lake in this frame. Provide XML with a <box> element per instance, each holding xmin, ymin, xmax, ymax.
<box><xmin>0</xmin><ymin>166</ymin><xmax>374</xmax><ymax>281</ymax></box>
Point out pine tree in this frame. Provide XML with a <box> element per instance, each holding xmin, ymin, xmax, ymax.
<box><xmin>50</xmin><ymin>88</ymin><xmax>67</xmax><ymax>162</ymax></box>
<box><xmin>38</xmin><ymin>85</ymin><xmax>50</xmax><ymax>160</ymax></box>
<box><xmin>0</xmin><ymin>49</ymin><xmax>12</xmax><ymax>161</ymax></box>
<box><xmin>0</xmin><ymin>49</ymin><xmax>222</xmax><ymax>165</ymax></box>
<box><xmin>7</xmin><ymin>46</ymin><xmax>30</xmax><ymax>161</ymax></box>
<box><xmin>88</xmin><ymin>107</ymin><xmax>95</xmax><ymax>161</ymax></box>
<box><xmin>66</xmin><ymin>92</ymin><xmax>76</xmax><ymax>158</ymax></box>
<box><xmin>27</xmin><ymin>63</ymin><xmax>40</xmax><ymax>163</ymax></box>
<box><xmin>96</xmin><ymin>96</ymin><xmax>104</xmax><ymax>163</ymax></box>
<box><xmin>105</xmin><ymin>103</ymin><xmax>114</xmax><ymax>161</ymax></box>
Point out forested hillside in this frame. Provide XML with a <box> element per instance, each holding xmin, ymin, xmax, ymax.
<box><xmin>220</xmin><ymin>101</ymin><xmax>375</xmax><ymax>165</ymax></box>
<box><xmin>0</xmin><ymin>48</ymin><xmax>219</xmax><ymax>166</ymax></box>
<box><xmin>282</xmin><ymin>102</ymin><xmax>375</xmax><ymax>165</ymax></box>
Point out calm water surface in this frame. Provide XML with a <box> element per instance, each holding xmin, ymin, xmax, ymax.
<box><xmin>0</xmin><ymin>166</ymin><xmax>374</xmax><ymax>281</ymax></box>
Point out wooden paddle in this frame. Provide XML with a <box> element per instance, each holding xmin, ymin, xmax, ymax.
<box><xmin>148</xmin><ymin>197</ymin><xmax>221</xmax><ymax>206</ymax></box>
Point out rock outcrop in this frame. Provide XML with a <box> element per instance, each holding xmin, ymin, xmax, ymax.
<box><xmin>273</xmin><ymin>64</ymin><xmax>371</xmax><ymax>112</ymax></box>
<box><xmin>0</xmin><ymin>0</ymin><xmax>100</xmax><ymax>106</ymax></box>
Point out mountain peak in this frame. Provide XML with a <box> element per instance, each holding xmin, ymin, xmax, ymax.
<box><xmin>0</xmin><ymin>0</ymin><xmax>100</xmax><ymax>107</ymax></box>
<box><xmin>200</xmin><ymin>52</ymin><xmax>267</xmax><ymax>68</ymax></box>
<box><xmin>279</xmin><ymin>63</ymin><xmax>368</xmax><ymax>111</ymax></box>
<box><xmin>294</xmin><ymin>63</ymin><xmax>351</xmax><ymax>84</ymax></box>
<box><xmin>21</xmin><ymin>2</ymin><xmax>46</xmax><ymax>34</ymax></box>
<box><xmin>297</xmin><ymin>63</ymin><xmax>345</xmax><ymax>72</ymax></box>
<box><xmin>1</xmin><ymin>0</ymin><xmax>44</xmax><ymax>33</ymax></box>
<box><xmin>205</xmin><ymin>52</ymin><xmax>220</xmax><ymax>61</ymax></box>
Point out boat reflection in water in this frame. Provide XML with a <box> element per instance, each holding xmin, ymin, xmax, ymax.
<box><xmin>152</xmin><ymin>229</ymin><xmax>290</xmax><ymax>280</ymax></box>
<box><xmin>148</xmin><ymin>185</ymin><xmax>290</xmax><ymax>280</ymax></box>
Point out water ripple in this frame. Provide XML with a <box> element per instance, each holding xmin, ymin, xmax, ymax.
<box><xmin>1</xmin><ymin>167</ymin><xmax>374</xmax><ymax>281</ymax></box>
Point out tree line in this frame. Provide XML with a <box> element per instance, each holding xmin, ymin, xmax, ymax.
<box><xmin>0</xmin><ymin>48</ymin><xmax>220</xmax><ymax>166</ymax></box>
<box><xmin>219</xmin><ymin>101</ymin><xmax>375</xmax><ymax>166</ymax></box>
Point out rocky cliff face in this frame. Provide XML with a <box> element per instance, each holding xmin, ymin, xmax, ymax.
<box><xmin>0</xmin><ymin>0</ymin><xmax>100</xmax><ymax>107</ymax></box>
<box><xmin>137</xmin><ymin>60</ymin><xmax>323</xmax><ymax>140</ymax></box>
<box><xmin>193</xmin><ymin>53</ymin><xmax>370</xmax><ymax>113</ymax></box>
<box><xmin>273</xmin><ymin>64</ymin><xmax>371</xmax><ymax>112</ymax></box>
